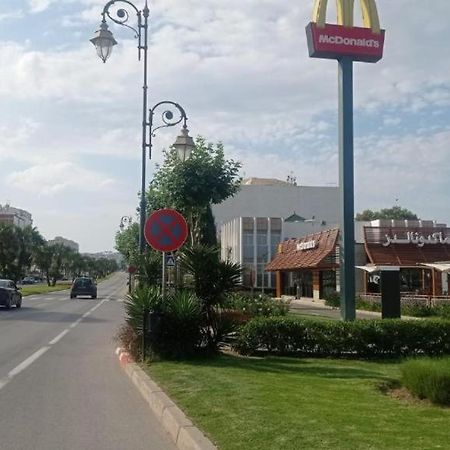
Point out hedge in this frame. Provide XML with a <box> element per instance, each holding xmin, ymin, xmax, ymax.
<box><xmin>401</xmin><ymin>358</ymin><xmax>450</xmax><ymax>405</ymax></box>
<box><xmin>234</xmin><ymin>316</ymin><xmax>450</xmax><ymax>358</ymax></box>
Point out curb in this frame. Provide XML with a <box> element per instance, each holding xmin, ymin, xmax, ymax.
<box><xmin>115</xmin><ymin>347</ymin><xmax>217</xmax><ymax>450</ymax></box>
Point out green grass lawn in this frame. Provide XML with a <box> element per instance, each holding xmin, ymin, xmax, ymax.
<box><xmin>21</xmin><ymin>282</ymin><xmax>71</xmax><ymax>296</ymax></box>
<box><xmin>145</xmin><ymin>355</ymin><xmax>450</xmax><ymax>450</ymax></box>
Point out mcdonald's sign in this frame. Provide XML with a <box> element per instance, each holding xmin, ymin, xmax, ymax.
<box><xmin>306</xmin><ymin>0</ymin><xmax>385</xmax><ymax>62</ymax></box>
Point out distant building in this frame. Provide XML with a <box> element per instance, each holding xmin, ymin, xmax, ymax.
<box><xmin>82</xmin><ymin>251</ymin><xmax>122</xmax><ymax>264</ymax></box>
<box><xmin>213</xmin><ymin>178</ymin><xmax>340</xmax><ymax>290</ymax></box>
<box><xmin>212</xmin><ymin>178</ymin><xmax>339</xmax><ymax>229</ymax></box>
<box><xmin>0</xmin><ymin>204</ymin><xmax>33</xmax><ymax>228</ymax></box>
<box><xmin>48</xmin><ymin>236</ymin><xmax>79</xmax><ymax>252</ymax></box>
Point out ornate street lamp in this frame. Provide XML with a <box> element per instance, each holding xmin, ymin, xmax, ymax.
<box><xmin>90</xmin><ymin>1</ymin><xmax>195</xmax><ymax>254</ymax></box>
<box><xmin>119</xmin><ymin>215</ymin><xmax>132</xmax><ymax>231</ymax></box>
<box><xmin>173</xmin><ymin>125</ymin><xmax>196</xmax><ymax>162</ymax></box>
<box><xmin>90</xmin><ymin>20</ymin><xmax>117</xmax><ymax>63</ymax></box>
<box><xmin>148</xmin><ymin>101</ymin><xmax>195</xmax><ymax>162</ymax></box>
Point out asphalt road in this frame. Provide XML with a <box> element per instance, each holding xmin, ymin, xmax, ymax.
<box><xmin>0</xmin><ymin>273</ymin><xmax>176</xmax><ymax>450</ymax></box>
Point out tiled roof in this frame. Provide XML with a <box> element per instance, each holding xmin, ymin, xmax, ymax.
<box><xmin>266</xmin><ymin>228</ymin><xmax>339</xmax><ymax>271</ymax></box>
<box><xmin>366</xmin><ymin>244</ymin><xmax>450</xmax><ymax>266</ymax></box>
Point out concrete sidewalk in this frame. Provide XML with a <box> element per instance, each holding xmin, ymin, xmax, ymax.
<box><xmin>289</xmin><ymin>298</ymin><xmax>418</xmax><ymax>320</ymax></box>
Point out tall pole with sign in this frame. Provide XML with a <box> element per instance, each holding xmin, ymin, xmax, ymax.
<box><xmin>306</xmin><ymin>0</ymin><xmax>385</xmax><ymax>320</ymax></box>
<box><xmin>144</xmin><ymin>209</ymin><xmax>188</xmax><ymax>299</ymax></box>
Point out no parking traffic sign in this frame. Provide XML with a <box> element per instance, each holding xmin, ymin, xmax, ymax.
<box><xmin>144</xmin><ymin>209</ymin><xmax>188</xmax><ymax>252</ymax></box>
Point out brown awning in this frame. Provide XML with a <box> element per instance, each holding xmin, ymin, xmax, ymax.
<box><xmin>365</xmin><ymin>227</ymin><xmax>450</xmax><ymax>266</ymax></box>
<box><xmin>266</xmin><ymin>228</ymin><xmax>339</xmax><ymax>271</ymax></box>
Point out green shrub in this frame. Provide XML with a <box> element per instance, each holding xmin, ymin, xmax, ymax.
<box><xmin>323</xmin><ymin>291</ymin><xmax>340</xmax><ymax>308</ymax></box>
<box><xmin>223</xmin><ymin>292</ymin><xmax>290</xmax><ymax>317</ymax></box>
<box><xmin>401</xmin><ymin>358</ymin><xmax>450</xmax><ymax>405</ymax></box>
<box><xmin>234</xmin><ymin>316</ymin><xmax>450</xmax><ymax>358</ymax></box>
<box><xmin>356</xmin><ymin>297</ymin><xmax>382</xmax><ymax>312</ymax></box>
<box><xmin>156</xmin><ymin>290</ymin><xmax>203</xmax><ymax>358</ymax></box>
<box><xmin>124</xmin><ymin>286</ymin><xmax>163</xmax><ymax>336</ymax></box>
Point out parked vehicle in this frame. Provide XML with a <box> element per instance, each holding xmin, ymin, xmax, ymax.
<box><xmin>70</xmin><ymin>277</ymin><xmax>97</xmax><ymax>299</ymax></box>
<box><xmin>0</xmin><ymin>279</ymin><xmax>22</xmax><ymax>309</ymax></box>
<box><xmin>21</xmin><ymin>276</ymin><xmax>35</xmax><ymax>285</ymax></box>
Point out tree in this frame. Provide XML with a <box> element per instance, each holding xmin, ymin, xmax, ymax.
<box><xmin>0</xmin><ymin>224</ymin><xmax>45</xmax><ymax>281</ymax></box>
<box><xmin>115</xmin><ymin>222</ymin><xmax>139</xmax><ymax>265</ymax></box>
<box><xmin>147</xmin><ymin>137</ymin><xmax>241</xmax><ymax>245</ymax></box>
<box><xmin>0</xmin><ymin>224</ymin><xmax>20</xmax><ymax>280</ymax></box>
<box><xmin>179</xmin><ymin>244</ymin><xmax>242</xmax><ymax>352</ymax></box>
<box><xmin>356</xmin><ymin>206</ymin><xmax>419</xmax><ymax>221</ymax></box>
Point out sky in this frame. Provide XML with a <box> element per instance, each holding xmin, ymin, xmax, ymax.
<box><xmin>0</xmin><ymin>0</ymin><xmax>449</xmax><ymax>252</ymax></box>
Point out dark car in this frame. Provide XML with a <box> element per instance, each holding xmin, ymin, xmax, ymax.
<box><xmin>0</xmin><ymin>279</ymin><xmax>22</xmax><ymax>309</ymax></box>
<box><xmin>21</xmin><ymin>276</ymin><xmax>35</xmax><ymax>285</ymax></box>
<box><xmin>70</xmin><ymin>277</ymin><xmax>97</xmax><ymax>299</ymax></box>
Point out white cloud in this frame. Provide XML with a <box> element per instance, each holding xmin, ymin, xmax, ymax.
<box><xmin>28</xmin><ymin>0</ymin><xmax>55</xmax><ymax>14</ymax></box>
<box><xmin>0</xmin><ymin>10</ymin><xmax>24</xmax><ymax>21</ymax></box>
<box><xmin>1</xmin><ymin>0</ymin><xmax>450</xmax><ymax>250</ymax></box>
<box><xmin>6</xmin><ymin>162</ymin><xmax>116</xmax><ymax>196</ymax></box>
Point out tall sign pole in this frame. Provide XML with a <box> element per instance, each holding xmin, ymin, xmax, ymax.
<box><xmin>306</xmin><ymin>0</ymin><xmax>385</xmax><ymax>320</ymax></box>
<box><xmin>338</xmin><ymin>56</ymin><xmax>355</xmax><ymax>320</ymax></box>
<box><xmin>144</xmin><ymin>209</ymin><xmax>188</xmax><ymax>300</ymax></box>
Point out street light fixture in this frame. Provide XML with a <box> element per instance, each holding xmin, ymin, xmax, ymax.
<box><xmin>90</xmin><ymin>20</ymin><xmax>117</xmax><ymax>63</ymax></box>
<box><xmin>119</xmin><ymin>215</ymin><xmax>132</xmax><ymax>231</ymax></box>
<box><xmin>90</xmin><ymin>1</ymin><xmax>195</xmax><ymax>255</ymax></box>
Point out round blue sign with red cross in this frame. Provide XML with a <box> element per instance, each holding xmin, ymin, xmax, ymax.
<box><xmin>144</xmin><ymin>209</ymin><xmax>188</xmax><ymax>252</ymax></box>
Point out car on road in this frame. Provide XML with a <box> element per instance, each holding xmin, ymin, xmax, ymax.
<box><xmin>70</xmin><ymin>277</ymin><xmax>97</xmax><ymax>299</ymax></box>
<box><xmin>0</xmin><ymin>279</ymin><xmax>22</xmax><ymax>309</ymax></box>
<box><xmin>21</xmin><ymin>276</ymin><xmax>35</xmax><ymax>285</ymax></box>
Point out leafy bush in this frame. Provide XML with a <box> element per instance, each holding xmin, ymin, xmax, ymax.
<box><xmin>124</xmin><ymin>286</ymin><xmax>163</xmax><ymax>335</ymax></box>
<box><xmin>223</xmin><ymin>292</ymin><xmax>290</xmax><ymax>317</ymax></box>
<box><xmin>356</xmin><ymin>297</ymin><xmax>382</xmax><ymax>312</ymax></box>
<box><xmin>355</xmin><ymin>296</ymin><xmax>450</xmax><ymax>319</ymax></box>
<box><xmin>323</xmin><ymin>291</ymin><xmax>340</xmax><ymax>308</ymax></box>
<box><xmin>234</xmin><ymin>316</ymin><xmax>450</xmax><ymax>358</ymax></box>
<box><xmin>156</xmin><ymin>290</ymin><xmax>203</xmax><ymax>358</ymax></box>
<box><xmin>115</xmin><ymin>323</ymin><xmax>140</xmax><ymax>356</ymax></box>
<box><xmin>401</xmin><ymin>358</ymin><xmax>450</xmax><ymax>405</ymax></box>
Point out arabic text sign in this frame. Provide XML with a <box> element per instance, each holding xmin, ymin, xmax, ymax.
<box><xmin>382</xmin><ymin>232</ymin><xmax>450</xmax><ymax>248</ymax></box>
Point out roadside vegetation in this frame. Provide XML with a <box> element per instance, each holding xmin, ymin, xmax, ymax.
<box><xmin>324</xmin><ymin>291</ymin><xmax>450</xmax><ymax>319</ymax></box>
<box><xmin>0</xmin><ymin>222</ymin><xmax>118</xmax><ymax>285</ymax></box>
<box><xmin>146</xmin><ymin>355</ymin><xmax>450</xmax><ymax>450</ymax></box>
<box><xmin>20</xmin><ymin>282</ymin><xmax>72</xmax><ymax>296</ymax></box>
<box><xmin>115</xmin><ymin>145</ymin><xmax>450</xmax><ymax>449</ymax></box>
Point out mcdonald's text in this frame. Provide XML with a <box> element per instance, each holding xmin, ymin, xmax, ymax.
<box><xmin>306</xmin><ymin>23</ymin><xmax>385</xmax><ymax>63</ymax></box>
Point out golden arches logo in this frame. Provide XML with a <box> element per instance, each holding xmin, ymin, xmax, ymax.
<box><xmin>312</xmin><ymin>0</ymin><xmax>381</xmax><ymax>34</ymax></box>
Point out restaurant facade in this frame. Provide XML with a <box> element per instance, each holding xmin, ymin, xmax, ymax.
<box><xmin>266</xmin><ymin>220</ymin><xmax>450</xmax><ymax>299</ymax></box>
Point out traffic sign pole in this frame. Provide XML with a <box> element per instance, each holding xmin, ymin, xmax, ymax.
<box><xmin>144</xmin><ymin>209</ymin><xmax>188</xmax><ymax>300</ymax></box>
<box><xmin>162</xmin><ymin>251</ymin><xmax>166</xmax><ymax>300</ymax></box>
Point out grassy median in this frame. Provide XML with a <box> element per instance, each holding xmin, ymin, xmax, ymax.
<box><xmin>21</xmin><ymin>282</ymin><xmax>72</xmax><ymax>296</ymax></box>
<box><xmin>145</xmin><ymin>355</ymin><xmax>450</xmax><ymax>450</ymax></box>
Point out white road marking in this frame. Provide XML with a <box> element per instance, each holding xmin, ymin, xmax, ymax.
<box><xmin>8</xmin><ymin>347</ymin><xmax>50</xmax><ymax>378</ymax></box>
<box><xmin>0</xmin><ymin>298</ymin><xmax>109</xmax><ymax>392</ymax></box>
<box><xmin>48</xmin><ymin>329</ymin><xmax>69</xmax><ymax>345</ymax></box>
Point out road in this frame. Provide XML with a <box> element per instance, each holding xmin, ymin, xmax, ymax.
<box><xmin>0</xmin><ymin>273</ymin><xmax>176</xmax><ymax>450</ymax></box>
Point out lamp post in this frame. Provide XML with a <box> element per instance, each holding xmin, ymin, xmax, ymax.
<box><xmin>90</xmin><ymin>1</ymin><xmax>195</xmax><ymax>255</ymax></box>
<box><xmin>119</xmin><ymin>215</ymin><xmax>132</xmax><ymax>231</ymax></box>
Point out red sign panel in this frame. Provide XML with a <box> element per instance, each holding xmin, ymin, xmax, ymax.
<box><xmin>306</xmin><ymin>22</ymin><xmax>385</xmax><ymax>63</ymax></box>
<box><xmin>144</xmin><ymin>209</ymin><xmax>188</xmax><ymax>252</ymax></box>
